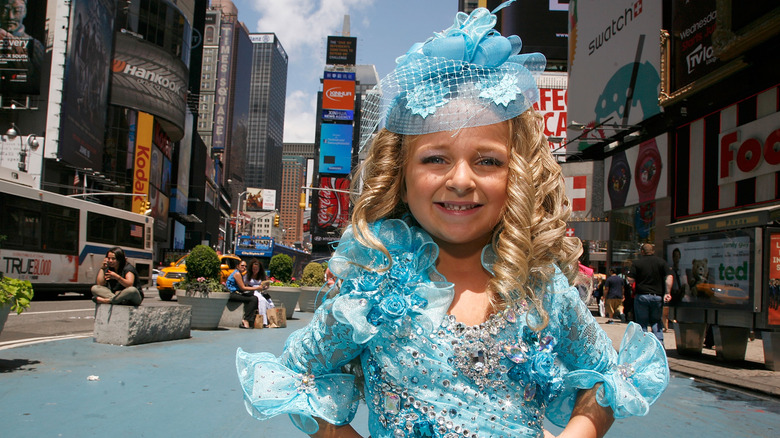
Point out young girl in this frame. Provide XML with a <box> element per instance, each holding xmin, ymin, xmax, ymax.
<box><xmin>237</xmin><ymin>3</ymin><xmax>668</xmax><ymax>437</ymax></box>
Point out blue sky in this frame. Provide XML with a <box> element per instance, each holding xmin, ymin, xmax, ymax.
<box><xmin>229</xmin><ymin>0</ymin><xmax>457</xmax><ymax>143</ymax></box>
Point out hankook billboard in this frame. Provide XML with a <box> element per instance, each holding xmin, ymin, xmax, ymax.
<box><xmin>110</xmin><ymin>32</ymin><xmax>188</xmax><ymax>141</ymax></box>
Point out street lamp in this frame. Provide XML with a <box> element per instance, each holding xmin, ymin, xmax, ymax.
<box><xmin>5</xmin><ymin>124</ymin><xmax>39</xmax><ymax>173</ymax></box>
<box><xmin>233</xmin><ymin>191</ymin><xmax>249</xmax><ymax>254</ymax></box>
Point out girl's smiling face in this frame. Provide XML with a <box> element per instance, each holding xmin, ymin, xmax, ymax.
<box><xmin>402</xmin><ymin>122</ymin><xmax>509</xmax><ymax>250</ymax></box>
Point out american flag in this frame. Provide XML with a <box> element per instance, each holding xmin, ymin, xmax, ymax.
<box><xmin>130</xmin><ymin>224</ymin><xmax>143</xmax><ymax>238</ymax></box>
<box><xmin>73</xmin><ymin>173</ymin><xmax>80</xmax><ymax>186</ymax></box>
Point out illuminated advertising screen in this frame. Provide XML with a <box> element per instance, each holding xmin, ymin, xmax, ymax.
<box><xmin>768</xmin><ymin>232</ymin><xmax>780</xmax><ymax>325</ymax></box>
<box><xmin>326</xmin><ymin>36</ymin><xmax>356</xmax><ymax>65</ymax></box>
<box><xmin>322</xmin><ymin>71</ymin><xmax>355</xmax><ymax>112</ymax></box>
<box><xmin>666</xmin><ymin>230</ymin><xmax>754</xmax><ymax>310</ymax></box>
<box><xmin>502</xmin><ymin>0</ymin><xmax>568</xmax><ymax>62</ymax></box>
<box><xmin>312</xmin><ymin>177</ymin><xmax>350</xmax><ymax>244</ymax></box>
<box><xmin>671</xmin><ymin>0</ymin><xmax>721</xmax><ymax>90</ymax></box>
<box><xmin>0</xmin><ymin>0</ymin><xmax>46</xmax><ymax>94</ymax></box>
<box><xmin>319</xmin><ymin>123</ymin><xmax>353</xmax><ymax>175</ymax></box>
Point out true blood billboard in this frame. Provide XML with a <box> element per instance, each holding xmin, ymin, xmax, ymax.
<box><xmin>312</xmin><ymin>176</ymin><xmax>350</xmax><ymax>244</ymax></box>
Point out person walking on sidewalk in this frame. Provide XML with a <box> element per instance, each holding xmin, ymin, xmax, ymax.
<box><xmin>627</xmin><ymin>243</ymin><xmax>673</xmax><ymax>341</ymax></box>
<box><xmin>604</xmin><ymin>269</ymin><xmax>625</xmax><ymax>321</ymax></box>
<box><xmin>91</xmin><ymin>247</ymin><xmax>143</xmax><ymax>305</ymax></box>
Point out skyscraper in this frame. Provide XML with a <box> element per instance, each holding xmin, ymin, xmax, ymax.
<box><xmin>246</xmin><ymin>33</ymin><xmax>288</xmax><ymax>206</ymax></box>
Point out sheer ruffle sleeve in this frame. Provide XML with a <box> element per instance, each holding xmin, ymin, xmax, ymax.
<box><xmin>544</xmin><ymin>277</ymin><xmax>669</xmax><ymax>427</ymax></box>
<box><xmin>236</xmin><ymin>348</ymin><xmax>360</xmax><ymax>433</ymax></box>
<box><xmin>236</xmin><ymin>297</ymin><xmax>363</xmax><ymax>434</ymax></box>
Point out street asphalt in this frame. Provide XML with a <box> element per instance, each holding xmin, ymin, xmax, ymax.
<box><xmin>0</xmin><ymin>301</ymin><xmax>777</xmax><ymax>437</ymax></box>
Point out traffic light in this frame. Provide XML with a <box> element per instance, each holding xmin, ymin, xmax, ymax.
<box><xmin>143</xmin><ymin>200</ymin><xmax>152</xmax><ymax>215</ymax></box>
<box><xmin>273</xmin><ymin>214</ymin><xmax>280</xmax><ymax>227</ymax></box>
<box><xmin>299</xmin><ymin>192</ymin><xmax>306</xmax><ymax>210</ymax></box>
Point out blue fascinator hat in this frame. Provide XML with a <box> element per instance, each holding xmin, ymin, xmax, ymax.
<box><xmin>360</xmin><ymin>0</ymin><xmax>546</xmax><ymax>150</ymax></box>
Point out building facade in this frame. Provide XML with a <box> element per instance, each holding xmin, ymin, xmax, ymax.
<box><xmin>245</xmin><ymin>33</ymin><xmax>288</xmax><ymax>202</ymax></box>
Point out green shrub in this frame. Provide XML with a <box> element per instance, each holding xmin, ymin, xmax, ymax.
<box><xmin>0</xmin><ymin>273</ymin><xmax>34</xmax><ymax>314</ymax></box>
<box><xmin>269</xmin><ymin>254</ymin><xmax>293</xmax><ymax>283</ymax></box>
<box><xmin>185</xmin><ymin>245</ymin><xmax>221</xmax><ymax>282</ymax></box>
<box><xmin>301</xmin><ymin>262</ymin><xmax>325</xmax><ymax>287</ymax></box>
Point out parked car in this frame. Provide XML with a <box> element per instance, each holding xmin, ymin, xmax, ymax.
<box><xmin>156</xmin><ymin>253</ymin><xmax>243</xmax><ymax>300</ymax></box>
<box><xmin>151</xmin><ymin>268</ymin><xmax>162</xmax><ymax>285</ymax></box>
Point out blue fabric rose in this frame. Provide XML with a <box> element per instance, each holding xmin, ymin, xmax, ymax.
<box><xmin>329</xmin><ymin>220</ymin><xmax>454</xmax><ymax>344</ymax></box>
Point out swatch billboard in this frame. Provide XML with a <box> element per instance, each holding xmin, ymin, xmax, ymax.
<box><xmin>567</xmin><ymin>0</ymin><xmax>662</xmax><ymax>154</ymax></box>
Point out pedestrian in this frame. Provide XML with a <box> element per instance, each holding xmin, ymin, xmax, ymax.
<box><xmin>665</xmin><ymin>248</ymin><xmax>685</xmax><ymax>331</ymax></box>
<box><xmin>627</xmin><ymin>243</ymin><xmax>673</xmax><ymax>341</ymax></box>
<box><xmin>91</xmin><ymin>247</ymin><xmax>143</xmax><ymax>305</ymax></box>
<box><xmin>244</xmin><ymin>258</ymin><xmax>273</xmax><ymax>328</ymax></box>
<box><xmin>604</xmin><ymin>269</ymin><xmax>626</xmax><ymax>321</ymax></box>
<box><xmin>237</xmin><ymin>3</ymin><xmax>669</xmax><ymax>437</ymax></box>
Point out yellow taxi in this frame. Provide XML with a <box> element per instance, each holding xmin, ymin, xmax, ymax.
<box><xmin>156</xmin><ymin>253</ymin><xmax>243</xmax><ymax>300</ymax></box>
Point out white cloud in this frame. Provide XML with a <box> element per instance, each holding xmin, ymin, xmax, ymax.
<box><xmin>250</xmin><ymin>0</ymin><xmax>373</xmax><ymax>60</ymax></box>
<box><xmin>283</xmin><ymin>89</ymin><xmax>317</xmax><ymax>143</ymax></box>
<box><xmin>245</xmin><ymin>0</ymin><xmax>375</xmax><ymax>142</ymax></box>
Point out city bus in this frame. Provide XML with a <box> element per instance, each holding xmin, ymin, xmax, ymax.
<box><xmin>0</xmin><ymin>172</ymin><xmax>154</xmax><ymax>297</ymax></box>
<box><xmin>234</xmin><ymin>235</ymin><xmax>310</xmax><ymax>278</ymax></box>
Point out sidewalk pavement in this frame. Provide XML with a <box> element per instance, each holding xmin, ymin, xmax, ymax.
<box><xmin>593</xmin><ymin>314</ymin><xmax>780</xmax><ymax>397</ymax></box>
<box><xmin>0</xmin><ymin>307</ymin><xmax>777</xmax><ymax>437</ymax></box>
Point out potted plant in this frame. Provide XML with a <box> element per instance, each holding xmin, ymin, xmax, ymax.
<box><xmin>175</xmin><ymin>245</ymin><xmax>230</xmax><ymax>329</ymax></box>
<box><xmin>0</xmin><ymin>234</ymin><xmax>34</xmax><ymax>335</ymax></box>
<box><xmin>298</xmin><ymin>261</ymin><xmax>326</xmax><ymax>312</ymax></box>
<box><xmin>0</xmin><ymin>272</ymin><xmax>34</xmax><ymax>335</ymax></box>
<box><xmin>266</xmin><ymin>254</ymin><xmax>300</xmax><ymax>319</ymax></box>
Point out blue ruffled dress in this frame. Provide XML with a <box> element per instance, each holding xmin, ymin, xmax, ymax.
<box><xmin>236</xmin><ymin>220</ymin><xmax>669</xmax><ymax>437</ymax></box>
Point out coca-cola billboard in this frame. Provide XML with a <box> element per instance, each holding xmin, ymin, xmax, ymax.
<box><xmin>312</xmin><ymin>176</ymin><xmax>350</xmax><ymax>244</ymax></box>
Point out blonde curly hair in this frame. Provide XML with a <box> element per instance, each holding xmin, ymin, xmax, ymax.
<box><xmin>349</xmin><ymin>109</ymin><xmax>581</xmax><ymax>330</ymax></box>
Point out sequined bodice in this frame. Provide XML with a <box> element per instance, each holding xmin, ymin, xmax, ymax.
<box><xmin>361</xmin><ymin>302</ymin><xmax>566</xmax><ymax>438</ymax></box>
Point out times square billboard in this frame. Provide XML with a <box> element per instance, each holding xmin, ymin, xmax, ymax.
<box><xmin>59</xmin><ymin>0</ymin><xmax>116</xmax><ymax>170</ymax></box>
<box><xmin>0</xmin><ymin>0</ymin><xmax>45</xmax><ymax>94</ymax></box>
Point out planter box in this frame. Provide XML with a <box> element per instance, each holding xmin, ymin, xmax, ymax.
<box><xmin>298</xmin><ymin>286</ymin><xmax>325</xmax><ymax>313</ymax></box>
<box><xmin>176</xmin><ymin>290</ymin><xmax>230</xmax><ymax>330</ymax></box>
<box><xmin>0</xmin><ymin>301</ymin><xmax>11</xmax><ymax>335</ymax></box>
<box><xmin>266</xmin><ymin>287</ymin><xmax>300</xmax><ymax>319</ymax></box>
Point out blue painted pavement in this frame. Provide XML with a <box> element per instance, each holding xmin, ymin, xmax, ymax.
<box><xmin>1</xmin><ymin>313</ymin><xmax>778</xmax><ymax>437</ymax></box>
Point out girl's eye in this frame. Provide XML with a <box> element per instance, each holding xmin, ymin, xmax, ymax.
<box><xmin>477</xmin><ymin>156</ymin><xmax>505</xmax><ymax>167</ymax></box>
<box><xmin>420</xmin><ymin>155</ymin><xmax>446</xmax><ymax>164</ymax></box>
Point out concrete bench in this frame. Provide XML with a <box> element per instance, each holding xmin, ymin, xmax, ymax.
<box><xmin>93</xmin><ymin>301</ymin><xmax>192</xmax><ymax>346</ymax></box>
<box><xmin>219</xmin><ymin>299</ymin><xmax>246</xmax><ymax>328</ymax></box>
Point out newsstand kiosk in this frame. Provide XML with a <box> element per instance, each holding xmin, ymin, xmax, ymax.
<box><xmin>666</xmin><ymin>204</ymin><xmax>780</xmax><ymax>370</ymax></box>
